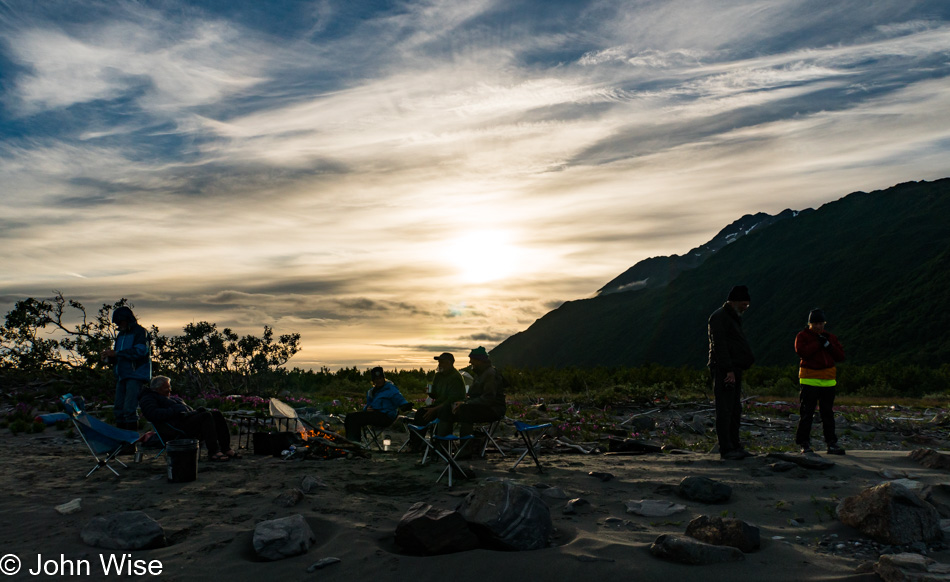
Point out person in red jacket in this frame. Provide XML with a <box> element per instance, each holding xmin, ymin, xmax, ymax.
<box><xmin>794</xmin><ymin>309</ymin><xmax>846</xmax><ymax>455</ymax></box>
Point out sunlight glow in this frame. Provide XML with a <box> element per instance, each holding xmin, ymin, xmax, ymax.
<box><xmin>444</xmin><ymin>230</ymin><xmax>524</xmax><ymax>285</ymax></box>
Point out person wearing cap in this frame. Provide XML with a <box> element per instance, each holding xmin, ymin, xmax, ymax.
<box><xmin>707</xmin><ymin>285</ymin><xmax>755</xmax><ymax>460</ymax></box>
<box><xmin>100</xmin><ymin>305</ymin><xmax>151</xmax><ymax>430</ymax></box>
<box><xmin>436</xmin><ymin>347</ymin><xmax>506</xmax><ymax>450</ymax></box>
<box><xmin>408</xmin><ymin>353</ymin><xmax>467</xmax><ymax>451</ymax></box>
<box><xmin>344</xmin><ymin>367</ymin><xmax>410</xmax><ymax>443</ymax></box>
<box><xmin>794</xmin><ymin>309</ymin><xmax>846</xmax><ymax>455</ymax></box>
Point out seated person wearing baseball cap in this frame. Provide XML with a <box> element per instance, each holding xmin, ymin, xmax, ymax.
<box><xmin>435</xmin><ymin>347</ymin><xmax>507</xmax><ymax>453</ymax></box>
<box><xmin>344</xmin><ymin>367</ymin><xmax>410</xmax><ymax>443</ymax></box>
<box><xmin>408</xmin><ymin>352</ymin><xmax>466</xmax><ymax>451</ymax></box>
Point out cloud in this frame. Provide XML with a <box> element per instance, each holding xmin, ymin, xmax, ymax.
<box><xmin>2</xmin><ymin>0</ymin><xmax>949</xmax><ymax>368</ymax></box>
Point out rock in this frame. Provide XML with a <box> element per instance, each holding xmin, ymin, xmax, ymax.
<box><xmin>539</xmin><ymin>486</ymin><xmax>570</xmax><ymax>500</ymax></box>
<box><xmin>457</xmin><ymin>480</ymin><xmax>552</xmax><ymax>551</ymax></box>
<box><xmin>625</xmin><ymin>500</ymin><xmax>687</xmax><ymax>517</ymax></box>
<box><xmin>300</xmin><ymin>475</ymin><xmax>327</xmax><ymax>493</ymax></box>
<box><xmin>851</xmin><ymin>423</ymin><xmax>877</xmax><ymax>432</ymax></box>
<box><xmin>252</xmin><ymin>514</ymin><xmax>316</xmax><ymax>561</ymax></box>
<box><xmin>607</xmin><ymin>438</ymin><xmax>662</xmax><ymax>453</ymax></box>
<box><xmin>563</xmin><ymin>498</ymin><xmax>592</xmax><ymax>515</ymax></box>
<box><xmin>627</xmin><ymin>416</ymin><xmax>657</xmax><ymax>432</ymax></box>
<box><xmin>649</xmin><ymin>534</ymin><xmax>745</xmax><ymax>565</ymax></box>
<box><xmin>588</xmin><ymin>471</ymin><xmax>613</xmax><ymax>482</ymax></box>
<box><xmin>766</xmin><ymin>452</ymin><xmax>835</xmax><ymax>470</ymax></box>
<box><xmin>394</xmin><ymin>502</ymin><xmax>479</xmax><ymax>555</ymax></box>
<box><xmin>875</xmin><ymin>552</ymin><xmax>950</xmax><ymax>582</ymax></box>
<box><xmin>886</xmin><ymin>479</ymin><xmax>927</xmax><ymax>492</ymax></box>
<box><xmin>306</xmin><ymin>557</ymin><xmax>341</xmax><ymax>572</ymax></box>
<box><xmin>910</xmin><ymin>449</ymin><xmax>950</xmax><ymax>471</ymax></box>
<box><xmin>275</xmin><ymin>488</ymin><xmax>305</xmax><ymax>507</ymax></box>
<box><xmin>770</xmin><ymin>461</ymin><xmax>798</xmax><ymax>473</ymax></box>
<box><xmin>837</xmin><ymin>482</ymin><xmax>943</xmax><ymax>545</ymax></box>
<box><xmin>881</xmin><ymin>469</ymin><xmax>911</xmax><ymax>480</ymax></box>
<box><xmin>55</xmin><ymin>498</ymin><xmax>82</xmax><ymax>515</ymax></box>
<box><xmin>685</xmin><ymin>515</ymin><xmax>761</xmax><ymax>553</ymax></box>
<box><xmin>81</xmin><ymin>511</ymin><xmax>166</xmax><ymax>550</ymax></box>
<box><xmin>676</xmin><ymin>476</ymin><xmax>732</xmax><ymax>504</ymax></box>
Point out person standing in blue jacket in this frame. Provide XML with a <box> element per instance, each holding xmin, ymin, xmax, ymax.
<box><xmin>343</xmin><ymin>367</ymin><xmax>409</xmax><ymax>442</ymax></box>
<box><xmin>100</xmin><ymin>306</ymin><xmax>151</xmax><ymax>430</ymax></box>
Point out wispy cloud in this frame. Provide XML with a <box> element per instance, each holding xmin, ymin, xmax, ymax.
<box><xmin>2</xmin><ymin>0</ymin><xmax>949</xmax><ymax>367</ymax></box>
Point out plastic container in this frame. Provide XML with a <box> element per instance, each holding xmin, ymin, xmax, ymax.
<box><xmin>166</xmin><ymin>439</ymin><xmax>199</xmax><ymax>483</ymax></box>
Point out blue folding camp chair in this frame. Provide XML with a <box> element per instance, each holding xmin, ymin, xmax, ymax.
<box><xmin>511</xmin><ymin>420</ymin><xmax>552</xmax><ymax>472</ymax></box>
<box><xmin>398</xmin><ymin>418</ymin><xmax>439</xmax><ymax>464</ymax></box>
<box><xmin>61</xmin><ymin>394</ymin><xmax>144</xmax><ymax>478</ymax></box>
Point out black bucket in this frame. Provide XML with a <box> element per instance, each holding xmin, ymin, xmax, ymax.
<box><xmin>166</xmin><ymin>438</ymin><xmax>199</xmax><ymax>483</ymax></box>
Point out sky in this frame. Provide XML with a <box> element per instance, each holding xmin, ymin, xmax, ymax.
<box><xmin>2</xmin><ymin>0</ymin><xmax>950</xmax><ymax>371</ymax></box>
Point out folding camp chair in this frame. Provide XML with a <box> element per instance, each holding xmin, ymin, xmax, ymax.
<box><xmin>362</xmin><ymin>425</ymin><xmax>383</xmax><ymax>450</ymax></box>
<box><xmin>511</xmin><ymin>421</ymin><xmax>552</xmax><ymax>472</ymax></box>
<box><xmin>474</xmin><ymin>419</ymin><xmax>506</xmax><ymax>458</ymax></box>
<box><xmin>398</xmin><ymin>418</ymin><xmax>439</xmax><ymax>464</ymax></box>
<box><xmin>432</xmin><ymin>434</ymin><xmax>474</xmax><ymax>487</ymax></box>
<box><xmin>144</xmin><ymin>422</ymin><xmax>172</xmax><ymax>460</ymax></box>
<box><xmin>61</xmin><ymin>393</ymin><xmax>144</xmax><ymax>478</ymax></box>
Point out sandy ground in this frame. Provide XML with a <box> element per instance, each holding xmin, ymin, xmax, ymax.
<box><xmin>1</xmin><ymin>427</ymin><xmax>948</xmax><ymax>582</ymax></box>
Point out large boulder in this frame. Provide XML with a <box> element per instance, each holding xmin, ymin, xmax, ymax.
<box><xmin>676</xmin><ymin>476</ymin><xmax>732</xmax><ymax>504</ymax></box>
<box><xmin>874</xmin><ymin>553</ymin><xmax>950</xmax><ymax>582</ymax></box>
<box><xmin>394</xmin><ymin>502</ymin><xmax>479</xmax><ymax>555</ymax></box>
<box><xmin>685</xmin><ymin>515</ymin><xmax>760</xmax><ymax>553</ymax></box>
<box><xmin>837</xmin><ymin>482</ymin><xmax>943</xmax><ymax>545</ymax></box>
<box><xmin>252</xmin><ymin>514</ymin><xmax>316</xmax><ymax>561</ymax></box>
<box><xmin>649</xmin><ymin>534</ymin><xmax>744</xmax><ymax>565</ymax></box>
<box><xmin>81</xmin><ymin>511</ymin><xmax>166</xmax><ymax>550</ymax></box>
<box><xmin>910</xmin><ymin>449</ymin><xmax>950</xmax><ymax>471</ymax></box>
<box><xmin>456</xmin><ymin>480</ymin><xmax>552</xmax><ymax>551</ymax></box>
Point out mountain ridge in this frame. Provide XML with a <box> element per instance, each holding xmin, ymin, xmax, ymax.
<box><xmin>492</xmin><ymin>178</ymin><xmax>950</xmax><ymax>369</ymax></box>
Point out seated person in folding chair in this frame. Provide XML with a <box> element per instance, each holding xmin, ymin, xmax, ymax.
<box><xmin>139</xmin><ymin>376</ymin><xmax>238</xmax><ymax>462</ymax></box>
<box><xmin>436</xmin><ymin>346</ymin><xmax>506</xmax><ymax>459</ymax></box>
<box><xmin>408</xmin><ymin>352</ymin><xmax>466</xmax><ymax>452</ymax></box>
<box><xmin>344</xmin><ymin>367</ymin><xmax>410</xmax><ymax>444</ymax></box>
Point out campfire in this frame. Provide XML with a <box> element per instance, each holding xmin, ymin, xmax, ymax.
<box><xmin>287</xmin><ymin>421</ymin><xmax>367</xmax><ymax>460</ymax></box>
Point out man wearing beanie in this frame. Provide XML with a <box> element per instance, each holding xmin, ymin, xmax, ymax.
<box><xmin>794</xmin><ymin>309</ymin><xmax>846</xmax><ymax>455</ymax></box>
<box><xmin>707</xmin><ymin>285</ymin><xmax>755</xmax><ymax>460</ymax></box>
<box><xmin>436</xmin><ymin>346</ymin><xmax>506</xmax><ymax>454</ymax></box>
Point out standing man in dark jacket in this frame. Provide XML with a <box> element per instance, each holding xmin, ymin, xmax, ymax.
<box><xmin>794</xmin><ymin>309</ymin><xmax>846</xmax><ymax>455</ymax></box>
<box><xmin>100</xmin><ymin>306</ymin><xmax>151</xmax><ymax>430</ymax></box>
<box><xmin>708</xmin><ymin>285</ymin><xmax>755</xmax><ymax>460</ymax></box>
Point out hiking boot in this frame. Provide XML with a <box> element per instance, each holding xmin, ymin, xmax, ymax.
<box><xmin>826</xmin><ymin>444</ymin><xmax>846</xmax><ymax>455</ymax></box>
<box><xmin>736</xmin><ymin>447</ymin><xmax>754</xmax><ymax>458</ymax></box>
<box><xmin>800</xmin><ymin>444</ymin><xmax>814</xmax><ymax>454</ymax></box>
<box><xmin>721</xmin><ymin>450</ymin><xmax>746</xmax><ymax>461</ymax></box>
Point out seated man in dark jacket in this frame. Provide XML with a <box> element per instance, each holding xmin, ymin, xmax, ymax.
<box><xmin>139</xmin><ymin>375</ymin><xmax>237</xmax><ymax>461</ymax></box>
<box><xmin>436</xmin><ymin>346</ymin><xmax>507</xmax><ymax>452</ymax></box>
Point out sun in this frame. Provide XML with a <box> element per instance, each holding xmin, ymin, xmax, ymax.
<box><xmin>443</xmin><ymin>230</ymin><xmax>523</xmax><ymax>284</ymax></box>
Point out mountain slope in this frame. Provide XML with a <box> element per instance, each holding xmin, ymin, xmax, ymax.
<box><xmin>597</xmin><ymin>209</ymin><xmax>809</xmax><ymax>295</ymax></box>
<box><xmin>491</xmin><ymin>179</ymin><xmax>950</xmax><ymax>368</ymax></box>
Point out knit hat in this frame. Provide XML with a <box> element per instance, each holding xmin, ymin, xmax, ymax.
<box><xmin>468</xmin><ymin>346</ymin><xmax>491</xmax><ymax>362</ymax></box>
<box><xmin>808</xmin><ymin>309</ymin><xmax>826</xmax><ymax>324</ymax></box>
<box><xmin>727</xmin><ymin>285</ymin><xmax>751</xmax><ymax>302</ymax></box>
<box><xmin>370</xmin><ymin>366</ymin><xmax>385</xmax><ymax>380</ymax></box>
